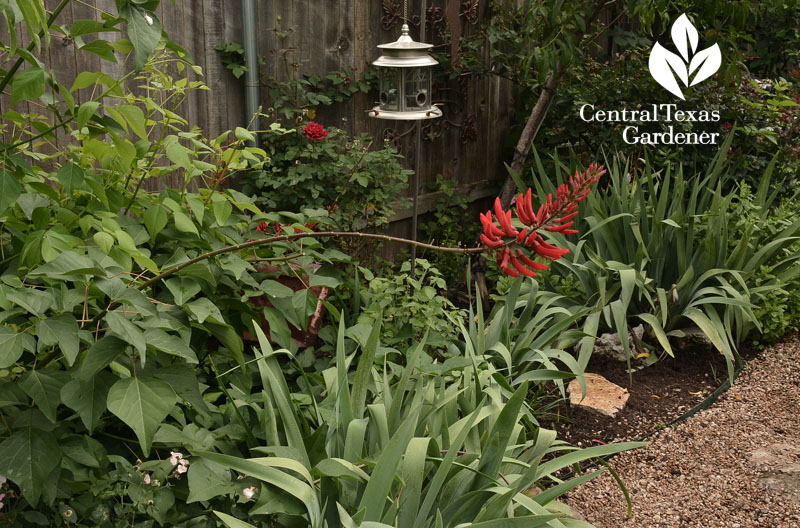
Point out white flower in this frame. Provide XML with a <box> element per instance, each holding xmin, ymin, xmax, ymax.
<box><xmin>176</xmin><ymin>464</ymin><xmax>188</xmax><ymax>475</ymax></box>
<box><xmin>143</xmin><ymin>13</ymin><xmax>154</xmax><ymax>26</ymax></box>
<box><xmin>243</xmin><ymin>486</ymin><xmax>258</xmax><ymax>500</ymax></box>
<box><xmin>143</xmin><ymin>474</ymin><xmax>151</xmax><ymax>485</ymax></box>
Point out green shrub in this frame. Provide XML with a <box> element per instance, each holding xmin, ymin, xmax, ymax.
<box><xmin>240</xmin><ymin>120</ymin><xmax>410</xmax><ymax>234</ymax></box>
<box><xmin>724</xmin><ymin>184</ymin><xmax>800</xmax><ymax>344</ymax></box>
<box><xmin>355</xmin><ymin>259</ymin><xmax>466</xmax><ymax>347</ymax></box>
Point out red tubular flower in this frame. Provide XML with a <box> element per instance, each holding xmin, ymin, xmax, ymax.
<box><xmin>302</xmin><ymin>122</ymin><xmax>328</xmax><ymax>140</ymax></box>
<box><xmin>479</xmin><ymin>163</ymin><xmax>606</xmax><ymax>278</ymax></box>
<box><xmin>256</xmin><ymin>221</ymin><xmax>269</xmax><ymax>233</ymax></box>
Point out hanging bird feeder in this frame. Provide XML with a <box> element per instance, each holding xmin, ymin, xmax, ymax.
<box><xmin>369</xmin><ymin>23</ymin><xmax>442</xmax><ymax>120</ymax></box>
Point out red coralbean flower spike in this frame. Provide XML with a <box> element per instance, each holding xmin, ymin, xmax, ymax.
<box><xmin>302</xmin><ymin>122</ymin><xmax>328</xmax><ymax>140</ymax></box>
<box><xmin>480</xmin><ymin>163</ymin><xmax>606</xmax><ymax>277</ymax></box>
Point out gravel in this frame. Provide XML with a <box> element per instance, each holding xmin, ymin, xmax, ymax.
<box><xmin>564</xmin><ymin>335</ymin><xmax>800</xmax><ymax>528</ymax></box>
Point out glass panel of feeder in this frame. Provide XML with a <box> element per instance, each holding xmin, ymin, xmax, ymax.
<box><xmin>379</xmin><ymin>68</ymin><xmax>400</xmax><ymax>111</ymax></box>
<box><xmin>404</xmin><ymin>67</ymin><xmax>430</xmax><ymax>110</ymax></box>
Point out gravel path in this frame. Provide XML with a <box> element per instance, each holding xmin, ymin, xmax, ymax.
<box><xmin>565</xmin><ymin>335</ymin><xmax>800</xmax><ymax>528</ymax></box>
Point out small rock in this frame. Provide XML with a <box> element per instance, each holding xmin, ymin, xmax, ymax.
<box><xmin>673</xmin><ymin>325</ymin><xmax>714</xmax><ymax>350</ymax></box>
<box><xmin>582</xmin><ymin>325</ymin><xmax>645</xmax><ymax>362</ymax></box>
<box><xmin>568</xmin><ymin>373</ymin><xmax>631</xmax><ymax>418</ymax></box>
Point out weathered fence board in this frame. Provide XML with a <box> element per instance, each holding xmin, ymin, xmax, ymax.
<box><xmin>3</xmin><ymin>0</ymin><xmax>516</xmax><ymax>249</ymax></box>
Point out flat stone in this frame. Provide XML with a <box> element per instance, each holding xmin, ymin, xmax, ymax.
<box><xmin>568</xmin><ymin>373</ymin><xmax>630</xmax><ymax>418</ymax></box>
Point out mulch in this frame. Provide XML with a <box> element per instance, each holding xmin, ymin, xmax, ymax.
<box><xmin>546</xmin><ymin>343</ymin><xmax>733</xmax><ymax>446</ymax></box>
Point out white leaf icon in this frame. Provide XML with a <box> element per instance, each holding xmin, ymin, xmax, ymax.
<box><xmin>689</xmin><ymin>43</ymin><xmax>721</xmax><ymax>86</ymax></box>
<box><xmin>649</xmin><ymin>13</ymin><xmax>721</xmax><ymax>99</ymax></box>
<box><xmin>671</xmin><ymin>13</ymin><xmax>698</xmax><ymax>62</ymax></box>
<box><xmin>649</xmin><ymin>42</ymin><xmax>689</xmax><ymax>100</ymax></box>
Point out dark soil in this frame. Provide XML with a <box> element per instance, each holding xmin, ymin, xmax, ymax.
<box><xmin>546</xmin><ymin>345</ymin><xmax>736</xmax><ymax>446</ymax></box>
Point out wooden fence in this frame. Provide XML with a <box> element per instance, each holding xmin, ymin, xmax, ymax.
<box><xmin>3</xmin><ymin>0</ymin><xmax>517</xmax><ymax>248</ymax></box>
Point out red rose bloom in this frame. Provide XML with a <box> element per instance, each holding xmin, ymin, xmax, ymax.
<box><xmin>302</xmin><ymin>122</ymin><xmax>328</xmax><ymax>140</ymax></box>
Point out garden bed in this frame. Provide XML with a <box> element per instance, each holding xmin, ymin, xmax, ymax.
<box><xmin>548</xmin><ymin>344</ymin><xmax>737</xmax><ymax>445</ymax></box>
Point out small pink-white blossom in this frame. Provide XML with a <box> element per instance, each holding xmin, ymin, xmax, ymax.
<box><xmin>143</xmin><ymin>474</ymin><xmax>151</xmax><ymax>485</ymax></box>
<box><xmin>169</xmin><ymin>451</ymin><xmax>183</xmax><ymax>466</ymax></box>
<box><xmin>243</xmin><ymin>486</ymin><xmax>258</xmax><ymax>500</ymax></box>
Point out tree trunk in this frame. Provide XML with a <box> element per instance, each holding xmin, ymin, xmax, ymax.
<box><xmin>497</xmin><ymin>64</ymin><xmax>567</xmax><ymax>208</ymax></box>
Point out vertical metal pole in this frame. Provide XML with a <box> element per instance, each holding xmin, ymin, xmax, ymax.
<box><xmin>241</xmin><ymin>0</ymin><xmax>260</xmax><ymax>143</ymax></box>
<box><xmin>410</xmin><ymin>0</ymin><xmax>427</xmax><ymax>274</ymax></box>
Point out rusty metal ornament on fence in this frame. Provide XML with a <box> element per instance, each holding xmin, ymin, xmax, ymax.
<box><xmin>368</xmin><ymin>20</ymin><xmax>442</xmax><ymax>121</ymax></box>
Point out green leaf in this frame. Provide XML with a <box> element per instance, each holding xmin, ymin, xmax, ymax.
<box><xmin>352</xmin><ymin>315</ymin><xmax>381</xmax><ymax>419</ymax></box>
<box><xmin>234</xmin><ymin>127</ymin><xmax>255</xmax><ymax>142</ymax></box>
<box><xmin>28</xmin><ymin>251</ymin><xmax>106</xmax><ymax>280</ymax></box>
<box><xmin>104</xmin><ymin>311</ymin><xmax>146</xmax><ymax>357</ymax></box>
<box><xmin>206</xmin><ymin>322</ymin><xmax>244</xmax><ymax>368</ymax></box>
<box><xmin>60</xmin><ymin>374</ymin><xmax>113</xmax><ymax>433</ymax></box>
<box><xmin>164</xmin><ymin>135</ymin><xmax>192</xmax><ymax>169</ymax></box>
<box><xmin>187</xmin><ymin>459</ymin><xmax>234</xmax><ymax>503</ymax></box>
<box><xmin>153</xmin><ymin>364</ymin><xmax>210</xmax><ymax>415</ymax></box>
<box><xmin>144</xmin><ymin>328</ymin><xmax>198</xmax><ymax>363</ymax></box>
<box><xmin>71</xmin><ymin>19</ymin><xmax>108</xmax><ymax>36</ymax></box>
<box><xmin>11</xmin><ymin>67</ymin><xmax>46</xmax><ymax>106</ymax></box>
<box><xmin>118</xmin><ymin>104</ymin><xmax>147</xmax><ymax>139</ymax></box>
<box><xmin>70</xmin><ymin>71</ymin><xmax>106</xmax><ymax>92</ymax></box>
<box><xmin>120</xmin><ymin>5</ymin><xmax>162</xmax><ymax>70</ymax></box>
<box><xmin>313</xmin><ymin>458</ymin><xmax>370</xmax><ymax>481</ymax></box>
<box><xmin>185</xmin><ymin>298</ymin><xmax>223</xmax><ymax>324</ymax></box>
<box><xmin>6</xmin><ymin>288</ymin><xmax>53</xmax><ymax>316</ymax></box>
<box><xmin>259</xmin><ymin>279</ymin><xmax>294</xmax><ymax>298</ymax></box>
<box><xmin>359</xmin><ymin>407</ymin><xmax>421</xmax><ymax>521</ymax></box>
<box><xmin>0</xmin><ymin>170</ymin><xmax>23</xmax><ymax>214</ymax></box>
<box><xmin>173</xmin><ymin>211</ymin><xmax>198</xmax><ymax>235</ymax></box>
<box><xmin>93</xmin><ymin>231</ymin><xmax>114</xmax><ymax>254</ymax></box>
<box><xmin>0</xmin><ymin>327</ymin><xmax>25</xmax><ymax>368</ymax></box>
<box><xmin>107</xmin><ymin>377</ymin><xmax>177</xmax><ymax>456</ymax></box>
<box><xmin>143</xmin><ymin>203</ymin><xmax>168</xmax><ymax>243</ymax></box>
<box><xmin>35</xmin><ymin>314</ymin><xmax>80</xmax><ymax>365</ymax></box>
<box><xmin>19</xmin><ymin>370</ymin><xmax>66</xmax><ymax>423</ymax></box>
<box><xmin>0</xmin><ymin>428</ymin><xmax>62</xmax><ymax>506</ymax></box>
<box><xmin>197</xmin><ymin>452</ymin><xmax>321</xmax><ymax>526</ymax></box>
<box><xmin>637</xmin><ymin>313</ymin><xmax>674</xmax><ymax>357</ymax></box>
<box><xmin>79</xmin><ymin>336</ymin><xmax>127</xmax><ymax>380</ymax></box>
<box><xmin>164</xmin><ymin>276</ymin><xmax>201</xmax><ymax>305</ymax></box>
<box><xmin>79</xmin><ymin>39</ymin><xmax>117</xmax><ymax>62</ymax></box>
<box><xmin>213</xmin><ymin>198</ymin><xmax>232</xmax><ymax>226</ymax></box>
<box><xmin>213</xmin><ymin>512</ymin><xmax>256</xmax><ymax>528</ymax></box>
<box><xmin>76</xmin><ymin>100</ymin><xmax>100</xmax><ymax>129</ymax></box>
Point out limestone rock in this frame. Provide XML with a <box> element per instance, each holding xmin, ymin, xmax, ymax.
<box><xmin>568</xmin><ymin>373</ymin><xmax>630</xmax><ymax>418</ymax></box>
<box><xmin>588</xmin><ymin>325</ymin><xmax>645</xmax><ymax>362</ymax></box>
<box><xmin>673</xmin><ymin>325</ymin><xmax>714</xmax><ymax>350</ymax></box>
